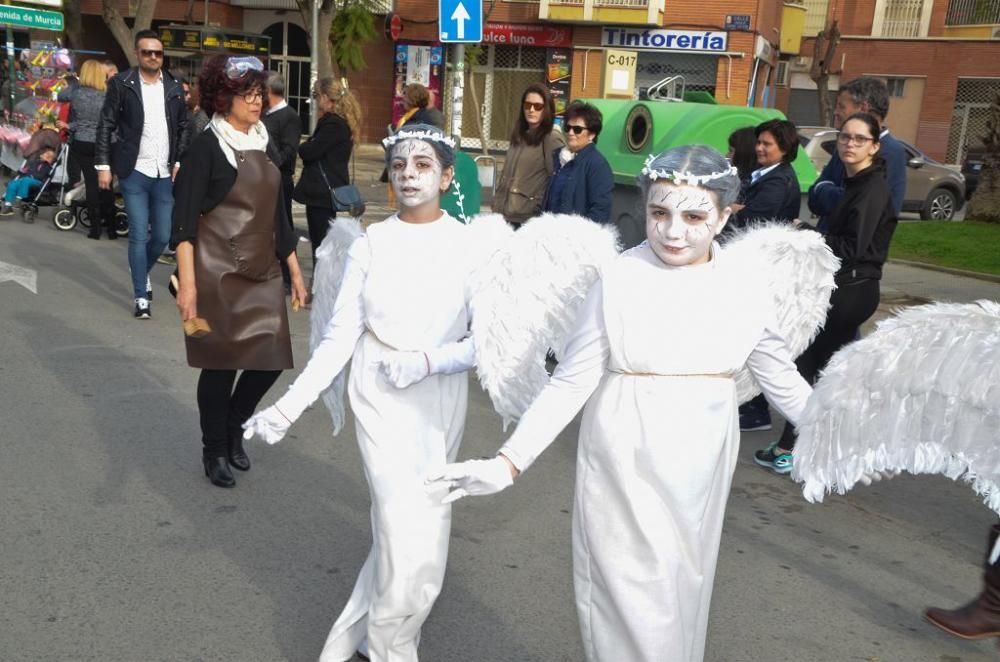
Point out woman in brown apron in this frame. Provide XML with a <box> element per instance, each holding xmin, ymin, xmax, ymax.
<box><xmin>171</xmin><ymin>54</ymin><xmax>307</xmax><ymax>488</ymax></box>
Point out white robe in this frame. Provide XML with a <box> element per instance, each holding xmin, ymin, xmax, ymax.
<box><xmin>284</xmin><ymin>214</ymin><xmax>476</xmax><ymax>662</ymax></box>
<box><xmin>500</xmin><ymin>243</ymin><xmax>812</xmax><ymax>662</ymax></box>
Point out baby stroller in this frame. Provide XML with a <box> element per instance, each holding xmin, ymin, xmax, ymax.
<box><xmin>52</xmin><ymin>178</ymin><xmax>128</xmax><ymax>235</ymax></box>
<box><xmin>18</xmin><ymin>137</ymin><xmax>71</xmax><ymax>224</ymax></box>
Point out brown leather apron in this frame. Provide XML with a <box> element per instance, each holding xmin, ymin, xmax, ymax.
<box><xmin>185</xmin><ymin>149</ymin><xmax>293</xmax><ymax>371</ymax></box>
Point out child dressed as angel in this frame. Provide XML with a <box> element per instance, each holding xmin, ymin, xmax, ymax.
<box><xmin>242</xmin><ymin>125</ymin><xmax>487</xmax><ymax>662</ymax></box>
<box><xmin>431</xmin><ymin>145</ymin><xmax>817</xmax><ymax>662</ymax></box>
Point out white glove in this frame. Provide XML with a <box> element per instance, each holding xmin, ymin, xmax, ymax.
<box><xmin>426</xmin><ymin>456</ymin><xmax>516</xmax><ymax>504</ymax></box>
<box><xmin>242</xmin><ymin>404</ymin><xmax>294</xmax><ymax>445</ymax></box>
<box><xmin>379</xmin><ymin>351</ymin><xmax>429</xmax><ymax>388</ymax></box>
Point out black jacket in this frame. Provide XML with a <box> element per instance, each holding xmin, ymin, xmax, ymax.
<box><xmin>292</xmin><ymin>112</ymin><xmax>352</xmax><ymax>209</ymax></box>
<box><xmin>95</xmin><ymin>67</ymin><xmax>189</xmax><ymax>178</ymax></box>
<box><xmin>731</xmin><ymin>161</ymin><xmax>801</xmax><ymax>228</ymax></box>
<box><xmin>263</xmin><ymin>104</ymin><xmax>302</xmax><ymax>179</ymax></box>
<box><xmin>822</xmin><ymin>159</ymin><xmax>897</xmax><ymax>284</ymax></box>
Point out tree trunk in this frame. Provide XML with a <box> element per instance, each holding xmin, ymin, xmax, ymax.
<box><xmin>101</xmin><ymin>0</ymin><xmax>157</xmax><ymax>67</ymax></box>
<box><xmin>63</xmin><ymin>2</ymin><xmax>84</xmax><ymax>52</ymax></box>
<box><xmin>809</xmin><ymin>20</ymin><xmax>840</xmax><ymax>127</ymax></box>
<box><xmin>296</xmin><ymin>0</ymin><xmax>336</xmax><ymax>81</ymax></box>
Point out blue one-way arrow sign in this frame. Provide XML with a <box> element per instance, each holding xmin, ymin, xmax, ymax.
<box><xmin>439</xmin><ymin>0</ymin><xmax>481</xmax><ymax>43</ymax></box>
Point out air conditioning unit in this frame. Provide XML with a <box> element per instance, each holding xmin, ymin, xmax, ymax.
<box><xmin>790</xmin><ymin>55</ymin><xmax>811</xmax><ymax>71</ymax></box>
<box><xmin>775</xmin><ymin>61</ymin><xmax>789</xmax><ymax>87</ymax></box>
<box><xmin>992</xmin><ymin>26</ymin><xmax>1000</xmax><ymax>39</ymax></box>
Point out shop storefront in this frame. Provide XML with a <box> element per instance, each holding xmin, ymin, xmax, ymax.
<box><xmin>158</xmin><ymin>25</ymin><xmax>270</xmax><ymax>89</ymax></box>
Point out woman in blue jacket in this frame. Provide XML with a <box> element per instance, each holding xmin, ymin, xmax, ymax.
<box><xmin>543</xmin><ymin>101</ymin><xmax>614</xmax><ymax>224</ymax></box>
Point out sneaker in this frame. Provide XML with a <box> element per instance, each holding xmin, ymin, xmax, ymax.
<box><xmin>754</xmin><ymin>441</ymin><xmax>793</xmax><ymax>475</ymax></box>
<box><xmin>146</xmin><ymin>276</ymin><xmax>153</xmax><ymax>301</ymax></box>
<box><xmin>0</xmin><ymin>203</ymin><xmax>12</xmax><ymax>217</ymax></box>
<box><xmin>134</xmin><ymin>297</ymin><xmax>151</xmax><ymax>320</ymax></box>
<box><xmin>739</xmin><ymin>404</ymin><xmax>772</xmax><ymax>431</ymax></box>
<box><xmin>157</xmin><ymin>253</ymin><xmax>176</xmax><ymax>266</ymax></box>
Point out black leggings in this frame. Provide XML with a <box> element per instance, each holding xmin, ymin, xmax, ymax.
<box><xmin>779</xmin><ymin>278</ymin><xmax>881</xmax><ymax>451</ymax></box>
<box><xmin>305</xmin><ymin>205</ymin><xmax>334</xmax><ymax>261</ymax></box>
<box><xmin>197</xmin><ymin>369</ymin><xmax>282</xmax><ymax>458</ymax></box>
<box><xmin>71</xmin><ymin>141</ymin><xmax>115</xmax><ymax>228</ymax></box>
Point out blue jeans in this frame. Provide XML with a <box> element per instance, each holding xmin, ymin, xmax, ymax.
<box><xmin>120</xmin><ymin>170</ymin><xmax>173</xmax><ymax>299</ymax></box>
<box><xmin>4</xmin><ymin>176</ymin><xmax>41</xmax><ymax>203</ymax></box>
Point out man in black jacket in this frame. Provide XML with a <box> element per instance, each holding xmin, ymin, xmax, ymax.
<box><xmin>263</xmin><ymin>72</ymin><xmax>302</xmax><ymax>291</ymax></box>
<box><xmin>95</xmin><ymin>29</ymin><xmax>188</xmax><ymax>320</ymax></box>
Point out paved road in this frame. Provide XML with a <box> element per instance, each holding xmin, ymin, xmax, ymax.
<box><xmin>1</xmin><ymin>212</ymin><xmax>999</xmax><ymax>662</ymax></box>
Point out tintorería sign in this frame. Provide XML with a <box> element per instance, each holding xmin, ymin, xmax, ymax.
<box><xmin>601</xmin><ymin>28</ymin><xmax>728</xmax><ymax>52</ymax></box>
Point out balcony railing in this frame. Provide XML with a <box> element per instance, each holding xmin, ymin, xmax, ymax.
<box><xmin>593</xmin><ymin>0</ymin><xmax>649</xmax><ymax>7</ymax></box>
<box><xmin>946</xmin><ymin>0</ymin><xmax>1000</xmax><ymax>25</ymax></box>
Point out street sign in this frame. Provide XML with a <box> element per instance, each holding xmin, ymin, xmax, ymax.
<box><xmin>13</xmin><ymin>0</ymin><xmax>63</xmax><ymax>8</ymax></box>
<box><xmin>439</xmin><ymin>0</ymin><xmax>481</xmax><ymax>43</ymax></box>
<box><xmin>725</xmin><ymin>14</ymin><xmax>751</xmax><ymax>31</ymax></box>
<box><xmin>0</xmin><ymin>5</ymin><xmax>63</xmax><ymax>31</ymax></box>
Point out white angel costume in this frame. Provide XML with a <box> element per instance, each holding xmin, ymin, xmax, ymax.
<box><xmin>273</xmin><ymin>212</ymin><xmax>481</xmax><ymax>662</ymax></box>
<box><xmin>494</xmin><ymin>241</ymin><xmax>813</xmax><ymax>662</ymax></box>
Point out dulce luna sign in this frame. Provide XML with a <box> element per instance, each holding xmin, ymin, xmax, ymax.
<box><xmin>601</xmin><ymin>28</ymin><xmax>728</xmax><ymax>52</ymax></box>
<box><xmin>483</xmin><ymin>23</ymin><xmax>573</xmax><ymax>49</ymax></box>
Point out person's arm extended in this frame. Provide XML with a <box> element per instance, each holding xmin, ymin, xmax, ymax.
<box><xmin>746</xmin><ymin>321</ymin><xmax>812</xmax><ymax>428</ymax></box>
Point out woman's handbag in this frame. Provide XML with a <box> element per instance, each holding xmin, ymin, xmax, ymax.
<box><xmin>317</xmin><ymin>163</ymin><xmax>366</xmax><ymax>217</ymax></box>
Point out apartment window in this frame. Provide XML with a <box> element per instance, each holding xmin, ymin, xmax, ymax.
<box><xmin>873</xmin><ymin>0</ymin><xmax>933</xmax><ymax>38</ymax></box>
<box><xmin>775</xmin><ymin>61</ymin><xmax>790</xmax><ymax>87</ymax></box>
<box><xmin>886</xmin><ymin>77</ymin><xmax>906</xmax><ymax>96</ymax></box>
<box><xmin>801</xmin><ymin>0</ymin><xmax>831</xmax><ymax>37</ymax></box>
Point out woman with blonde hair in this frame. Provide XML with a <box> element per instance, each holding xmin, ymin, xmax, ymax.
<box><xmin>293</xmin><ymin>77</ymin><xmax>361</xmax><ymax>262</ymax></box>
<box><xmin>63</xmin><ymin>59</ymin><xmax>116</xmax><ymax>239</ymax></box>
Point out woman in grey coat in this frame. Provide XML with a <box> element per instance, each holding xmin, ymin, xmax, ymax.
<box><xmin>61</xmin><ymin>60</ymin><xmax>116</xmax><ymax>239</ymax></box>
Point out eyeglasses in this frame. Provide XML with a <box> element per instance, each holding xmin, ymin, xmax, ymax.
<box><xmin>566</xmin><ymin>124</ymin><xmax>588</xmax><ymax>135</ymax></box>
<box><xmin>523</xmin><ymin>101</ymin><xmax>544</xmax><ymax>112</ymax></box>
<box><xmin>139</xmin><ymin>49</ymin><xmax>163</xmax><ymax>59</ymax></box>
<box><xmin>837</xmin><ymin>132</ymin><xmax>874</xmax><ymax>146</ymax></box>
<box><xmin>225</xmin><ymin>56</ymin><xmax>264</xmax><ymax>80</ymax></box>
<box><xmin>241</xmin><ymin>90</ymin><xmax>263</xmax><ymax>104</ymax></box>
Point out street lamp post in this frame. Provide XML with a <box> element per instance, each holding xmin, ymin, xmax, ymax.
<box><xmin>309</xmin><ymin>0</ymin><xmax>319</xmax><ymax>133</ymax></box>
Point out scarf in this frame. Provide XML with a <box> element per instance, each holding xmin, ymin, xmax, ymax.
<box><xmin>558</xmin><ymin>146</ymin><xmax>576</xmax><ymax>167</ymax></box>
<box><xmin>209</xmin><ymin>113</ymin><xmax>269</xmax><ymax>169</ymax></box>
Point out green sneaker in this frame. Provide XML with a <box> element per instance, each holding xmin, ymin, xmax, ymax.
<box><xmin>754</xmin><ymin>441</ymin><xmax>793</xmax><ymax>475</ymax></box>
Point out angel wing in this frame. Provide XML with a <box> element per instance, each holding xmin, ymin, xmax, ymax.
<box><xmin>469</xmin><ymin>213</ymin><xmax>620</xmax><ymax>429</ymax></box>
<box><xmin>721</xmin><ymin>224</ymin><xmax>840</xmax><ymax>404</ymax></box>
<box><xmin>309</xmin><ymin>216</ymin><xmax>364</xmax><ymax>436</ymax></box>
<box><xmin>792</xmin><ymin>300</ymin><xmax>1000</xmax><ymax>513</ymax></box>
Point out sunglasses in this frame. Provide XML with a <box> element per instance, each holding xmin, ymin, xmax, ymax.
<box><xmin>566</xmin><ymin>124</ymin><xmax>588</xmax><ymax>135</ymax></box>
<box><xmin>225</xmin><ymin>56</ymin><xmax>264</xmax><ymax>81</ymax></box>
<box><xmin>523</xmin><ymin>101</ymin><xmax>544</xmax><ymax>112</ymax></box>
<box><xmin>139</xmin><ymin>49</ymin><xmax>163</xmax><ymax>59</ymax></box>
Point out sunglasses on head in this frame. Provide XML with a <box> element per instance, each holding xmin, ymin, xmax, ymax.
<box><xmin>566</xmin><ymin>124</ymin><xmax>588</xmax><ymax>135</ymax></box>
<box><xmin>523</xmin><ymin>101</ymin><xmax>544</xmax><ymax>112</ymax></box>
<box><xmin>225</xmin><ymin>56</ymin><xmax>264</xmax><ymax>81</ymax></box>
<box><xmin>139</xmin><ymin>49</ymin><xmax>163</xmax><ymax>58</ymax></box>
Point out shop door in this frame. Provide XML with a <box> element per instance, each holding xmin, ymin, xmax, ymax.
<box><xmin>263</xmin><ymin>21</ymin><xmax>311</xmax><ymax>132</ymax></box>
<box><xmin>461</xmin><ymin>45</ymin><xmax>545</xmax><ymax>151</ymax></box>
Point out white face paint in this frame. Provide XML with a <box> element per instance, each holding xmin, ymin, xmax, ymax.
<box><xmin>389</xmin><ymin>139</ymin><xmax>451</xmax><ymax>212</ymax></box>
<box><xmin>644</xmin><ymin>182</ymin><xmax>730</xmax><ymax>267</ymax></box>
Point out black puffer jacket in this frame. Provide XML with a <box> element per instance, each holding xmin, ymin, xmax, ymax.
<box><xmin>293</xmin><ymin>112</ymin><xmax>352</xmax><ymax>209</ymax></box>
<box><xmin>95</xmin><ymin>67</ymin><xmax>189</xmax><ymax>178</ymax></box>
<box><xmin>823</xmin><ymin>159</ymin><xmax>897</xmax><ymax>284</ymax></box>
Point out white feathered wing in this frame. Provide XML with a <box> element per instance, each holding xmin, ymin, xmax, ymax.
<box><xmin>309</xmin><ymin>216</ymin><xmax>364</xmax><ymax>436</ymax></box>
<box><xmin>792</xmin><ymin>300</ymin><xmax>1000</xmax><ymax>513</ymax></box>
<box><xmin>469</xmin><ymin>213</ymin><xmax>620</xmax><ymax>429</ymax></box>
<box><xmin>721</xmin><ymin>224</ymin><xmax>840</xmax><ymax>403</ymax></box>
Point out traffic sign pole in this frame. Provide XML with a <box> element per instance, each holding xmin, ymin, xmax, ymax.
<box><xmin>451</xmin><ymin>45</ymin><xmax>464</xmax><ymax>142</ymax></box>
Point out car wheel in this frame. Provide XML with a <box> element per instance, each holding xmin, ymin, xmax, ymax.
<box><xmin>53</xmin><ymin>208</ymin><xmax>76</xmax><ymax>231</ymax></box>
<box><xmin>922</xmin><ymin>187</ymin><xmax>958</xmax><ymax>221</ymax></box>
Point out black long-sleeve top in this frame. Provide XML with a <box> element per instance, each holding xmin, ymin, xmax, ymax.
<box><xmin>822</xmin><ymin>159</ymin><xmax>897</xmax><ymax>284</ymax></box>
<box><xmin>262</xmin><ymin>104</ymin><xmax>302</xmax><ymax>178</ymax></box>
<box><xmin>169</xmin><ymin>129</ymin><xmax>297</xmax><ymax>258</ymax></box>
<box><xmin>292</xmin><ymin>112</ymin><xmax>352</xmax><ymax>209</ymax></box>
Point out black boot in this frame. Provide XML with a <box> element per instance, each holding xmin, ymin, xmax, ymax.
<box><xmin>87</xmin><ymin>220</ymin><xmax>101</xmax><ymax>240</ymax></box>
<box><xmin>105</xmin><ymin>218</ymin><xmax>118</xmax><ymax>240</ymax></box>
<box><xmin>203</xmin><ymin>455</ymin><xmax>236</xmax><ymax>488</ymax></box>
<box><xmin>925</xmin><ymin>525</ymin><xmax>1000</xmax><ymax>639</ymax></box>
<box><xmin>227</xmin><ymin>427</ymin><xmax>251</xmax><ymax>472</ymax></box>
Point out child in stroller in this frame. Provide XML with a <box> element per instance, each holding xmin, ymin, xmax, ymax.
<box><xmin>1</xmin><ymin>144</ymin><xmax>57</xmax><ymax>220</ymax></box>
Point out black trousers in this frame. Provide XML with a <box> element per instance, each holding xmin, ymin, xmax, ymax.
<box><xmin>305</xmin><ymin>205</ymin><xmax>335</xmax><ymax>262</ymax></box>
<box><xmin>197</xmin><ymin>369</ymin><xmax>282</xmax><ymax>458</ymax></box>
<box><xmin>779</xmin><ymin>277</ymin><xmax>881</xmax><ymax>451</ymax></box>
<box><xmin>71</xmin><ymin>141</ymin><xmax>115</xmax><ymax>230</ymax></box>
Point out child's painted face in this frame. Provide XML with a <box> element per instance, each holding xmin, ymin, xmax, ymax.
<box><xmin>389</xmin><ymin>139</ymin><xmax>453</xmax><ymax>210</ymax></box>
<box><xmin>645</xmin><ymin>182</ymin><xmax>730</xmax><ymax>267</ymax></box>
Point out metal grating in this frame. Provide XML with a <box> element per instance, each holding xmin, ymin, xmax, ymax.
<box><xmin>946</xmin><ymin>0</ymin><xmax>1000</xmax><ymax>26</ymax></box>
<box><xmin>948</xmin><ymin>78</ymin><xmax>1000</xmax><ymax>163</ymax></box>
<box><xmin>878</xmin><ymin>0</ymin><xmax>929</xmax><ymax>37</ymax></box>
<box><xmin>801</xmin><ymin>0</ymin><xmax>831</xmax><ymax>37</ymax></box>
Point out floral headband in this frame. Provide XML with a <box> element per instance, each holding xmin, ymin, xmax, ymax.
<box><xmin>383</xmin><ymin>129</ymin><xmax>456</xmax><ymax>151</ymax></box>
<box><xmin>640</xmin><ymin>154</ymin><xmax>738</xmax><ymax>186</ymax></box>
